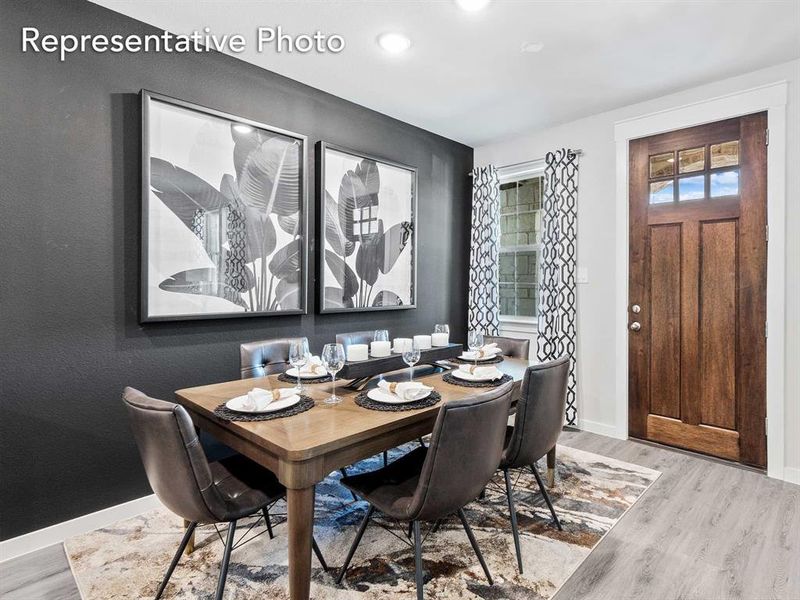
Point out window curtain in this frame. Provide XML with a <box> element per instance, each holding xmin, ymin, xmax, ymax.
<box><xmin>537</xmin><ymin>149</ymin><xmax>579</xmax><ymax>425</ymax></box>
<box><xmin>467</xmin><ymin>166</ymin><xmax>501</xmax><ymax>336</ymax></box>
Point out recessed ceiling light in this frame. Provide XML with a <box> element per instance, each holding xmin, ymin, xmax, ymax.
<box><xmin>521</xmin><ymin>41</ymin><xmax>545</xmax><ymax>53</ymax></box>
<box><xmin>233</xmin><ymin>124</ymin><xmax>253</xmax><ymax>134</ymax></box>
<box><xmin>377</xmin><ymin>32</ymin><xmax>411</xmax><ymax>54</ymax></box>
<box><xmin>455</xmin><ymin>0</ymin><xmax>491</xmax><ymax>11</ymax></box>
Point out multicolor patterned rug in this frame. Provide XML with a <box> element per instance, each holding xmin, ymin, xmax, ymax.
<box><xmin>66</xmin><ymin>445</ymin><xmax>659</xmax><ymax>599</ymax></box>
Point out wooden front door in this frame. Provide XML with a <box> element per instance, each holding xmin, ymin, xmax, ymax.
<box><xmin>628</xmin><ymin>114</ymin><xmax>767</xmax><ymax>468</ymax></box>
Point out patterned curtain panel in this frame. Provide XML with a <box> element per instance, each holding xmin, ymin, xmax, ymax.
<box><xmin>468</xmin><ymin>166</ymin><xmax>501</xmax><ymax>335</ymax></box>
<box><xmin>537</xmin><ymin>149</ymin><xmax>579</xmax><ymax>425</ymax></box>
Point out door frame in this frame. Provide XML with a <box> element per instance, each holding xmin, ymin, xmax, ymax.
<box><xmin>613</xmin><ymin>81</ymin><xmax>788</xmax><ymax>480</ymax></box>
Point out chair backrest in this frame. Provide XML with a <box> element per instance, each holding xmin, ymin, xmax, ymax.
<box><xmin>335</xmin><ymin>331</ymin><xmax>374</xmax><ymax>349</ymax></box>
<box><xmin>408</xmin><ymin>381</ymin><xmax>514</xmax><ymax>521</ymax></box>
<box><xmin>240</xmin><ymin>337</ymin><xmax>304</xmax><ymax>379</ymax></box>
<box><xmin>502</xmin><ymin>356</ymin><xmax>570</xmax><ymax>469</ymax></box>
<box><xmin>122</xmin><ymin>387</ymin><xmax>228</xmax><ymax>523</ymax></box>
<box><xmin>485</xmin><ymin>335</ymin><xmax>530</xmax><ymax>360</ymax></box>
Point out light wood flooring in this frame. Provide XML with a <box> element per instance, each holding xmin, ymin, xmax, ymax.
<box><xmin>1</xmin><ymin>431</ymin><xmax>797</xmax><ymax>599</ymax></box>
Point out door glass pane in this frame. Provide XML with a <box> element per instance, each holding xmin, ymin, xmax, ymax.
<box><xmin>649</xmin><ymin>180</ymin><xmax>674</xmax><ymax>204</ymax></box>
<box><xmin>710</xmin><ymin>169</ymin><xmax>739</xmax><ymax>198</ymax></box>
<box><xmin>710</xmin><ymin>140</ymin><xmax>739</xmax><ymax>168</ymax></box>
<box><xmin>649</xmin><ymin>152</ymin><xmax>674</xmax><ymax>178</ymax></box>
<box><xmin>678</xmin><ymin>147</ymin><xmax>705</xmax><ymax>173</ymax></box>
<box><xmin>679</xmin><ymin>175</ymin><xmax>705</xmax><ymax>201</ymax></box>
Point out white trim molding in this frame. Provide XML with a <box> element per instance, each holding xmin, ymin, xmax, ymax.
<box><xmin>613</xmin><ymin>80</ymin><xmax>788</xmax><ymax>480</ymax></box>
<box><xmin>0</xmin><ymin>494</ymin><xmax>161</xmax><ymax>562</ymax></box>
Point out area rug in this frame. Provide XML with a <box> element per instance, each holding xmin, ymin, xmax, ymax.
<box><xmin>66</xmin><ymin>445</ymin><xmax>659</xmax><ymax>599</ymax></box>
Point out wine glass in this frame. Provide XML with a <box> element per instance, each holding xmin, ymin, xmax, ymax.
<box><xmin>289</xmin><ymin>338</ymin><xmax>309</xmax><ymax>393</ymax></box>
<box><xmin>374</xmin><ymin>329</ymin><xmax>389</xmax><ymax>342</ymax></box>
<box><xmin>321</xmin><ymin>343</ymin><xmax>346</xmax><ymax>405</ymax></box>
<box><xmin>402</xmin><ymin>341</ymin><xmax>421</xmax><ymax>381</ymax></box>
<box><xmin>467</xmin><ymin>330</ymin><xmax>484</xmax><ymax>367</ymax></box>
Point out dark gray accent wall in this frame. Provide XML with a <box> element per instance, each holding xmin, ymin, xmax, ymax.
<box><xmin>0</xmin><ymin>0</ymin><xmax>472</xmax><ymax>539</ymax></box>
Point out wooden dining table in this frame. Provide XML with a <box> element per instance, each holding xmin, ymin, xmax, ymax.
<box><xmin>175</xmin><ymin>356</ymin><xmax>550</xmax><ymax>600</ymax></box>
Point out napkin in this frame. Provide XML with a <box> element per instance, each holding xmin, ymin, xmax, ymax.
<box><xmin>240</xmin><ymin>387</ymin><xmax>295</xmax><ymax>411</ymax></box>
<box><xmin>462</xmin><ymin>343</ymin><xmax>501</xmax><ymax>360</ymax></box>
<box><xmin>378</xmin><ymin>380</ymin><xmax>433</xmax><ymax>401</ymax></box>
<box><xmin>299</xmin><ymin>355</ymin><xmax>327</xmax><ymax>376</ymax></box>
<box><xmin>457</xmin><ymin>364</ymin><xmax>503</xmax><ymax>380</ymax></box>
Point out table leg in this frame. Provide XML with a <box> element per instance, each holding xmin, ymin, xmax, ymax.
<box><xmin>546</xmin><ymin>446</ymin><xmax>556</xmax><ymax>488</ymax></box>
<box><xmin>287</xmin><ymin>486</ymin><xmax>315</xmax><ymax>600</ymax></box>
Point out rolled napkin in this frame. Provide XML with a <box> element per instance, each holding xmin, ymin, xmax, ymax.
<box><xmin>462</xmin><ymin>342</ymin><xmax>501</xmax><ymax>360</ymax></box>
<box><xmin>377</xmin><ymin>380</ymin><xmax>434</xmax><ymax>402</ymax></box>
<box><xmin>299</xmin><ymin>356</ymin><xmax>327</xmax><ymax>376</ymax></box>
<box><xmin>240</xmin><ymin>387</ymin><xmax>295</xmax><ymax>411</ymax></box>
<box><xmin>457</xmin><ymin>364</ymin><xmax>503</xmax><ymax>380</ymax></box>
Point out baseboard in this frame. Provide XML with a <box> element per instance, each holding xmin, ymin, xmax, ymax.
<box><xmin>0</xmin><ymin>494</ymin><xmax>161</xmax><ymax>562</ymax></box>
<box><xmin>579</xmin><ymin>418</ymin><xmax>627</xmax><ymax>440</ymax></box>
<box><xmin>785</xmin><ymin>467</ymin><xmax>800</xmax><ymax>486</ymax></box>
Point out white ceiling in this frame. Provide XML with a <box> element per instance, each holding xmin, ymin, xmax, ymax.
<box><xmin>92</xmin><ymin>0</ymin><xmax>800</xmax><ymax>146</ymax></box>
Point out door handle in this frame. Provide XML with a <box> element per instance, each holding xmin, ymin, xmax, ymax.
<box><xmin>630</xmin><ymin>322</ymin><xmax>641</xmax><ymax>332</ymax></box>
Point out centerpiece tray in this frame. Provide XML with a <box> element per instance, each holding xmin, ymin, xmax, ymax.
<box><xmin>339</xmin><ymin>343</ymin><xmax>463</xmax><ymax>381</ymax></box>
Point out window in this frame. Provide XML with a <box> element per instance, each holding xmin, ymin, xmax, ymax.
<box><xmin>499</xmin><ymin>175</ymin><xmax>542</xmax><ymax>319</ymax></box>
<box><xmin>647</xmin><ymin>139</ymin><xmax>740</xmax><ymax>204</ymax></box>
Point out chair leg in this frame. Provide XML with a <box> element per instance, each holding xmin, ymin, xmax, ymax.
<box><xmin>531</xmin><ymin>463</ymin><xmax>563</xmax><ymax>531</ymax></box>
<box><xmin>546</xmin><ymin>446</ymin><xmax>557</xmax><ymax>487</ymax></box>
<box><xmin>412</xmin><ymin>521</ymin><xmax>424</xmax><ymax>600</ymax></box>
<box><xmin>312</xmin><ymin>537</ymin><xmax>328</xmax><ymax>571</ymax></box>
<box><xmin>214</xmin><ymin>520</ymin><xmax>237</xmax><ymax>600</ymax></box>
<box><xmin>155</xmin><ymin>521</ymin><xmax>197</xmax><ymax>600</ymax></box>
<box><xmin>336</xmin><ymin>505</ymin><xmax>375</xmax><ymax>584</ymax></box>
<box><xmin>456</xmin><ymin>508</ymin><xmax>493</xmax><ymax>585</ymax></box>
<box><xmin>340</xmin><ymin>468</ymin><xmax>357</xmax><ymax>501</ymax></box>
<box><xmin>383</xmin><ymin>450</ymin><xmax>388</xmax><ymax>466</ymax></box>
<box><xmin>418</xmin><ymin>437</ymin><xmax>426</xmax><ymax>448</ymax></box>
<box><xmin>503</xmin><ymin>469</ymin><xmax>524</xmax><ymax>574</ymax></box>
<box><xmin>183</xmin><ymin>519</ymin><xmax>195</xmax><ymax>555</ymax></box>
<box><xmin>261</xmin><ymin>507</ymin><xmax>274</xmax><ymax>539</ymax></box>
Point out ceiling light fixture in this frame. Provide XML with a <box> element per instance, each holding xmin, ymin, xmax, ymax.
<box><xmin>455</xmin><ymin>0</ymin><xmax>491</xmax><ymax>12</ymax></box>
<box><xmin>377</xmin><ymin>32</ymin><xmax>411</xmax><ymax>54</ymax></box>
<box><xmin>233</xmin><ymin>124</ymin><xmax>253</xmax><ymax>134</ymax></box>
<box><xmin>521</xmin><ymin>41</ymin><xmax>545</xmax><ymax>53</ymax></box>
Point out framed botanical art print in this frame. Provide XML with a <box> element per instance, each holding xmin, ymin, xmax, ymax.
<box><xmin>317</xmin><ymin>142</ymin><xmax>417</xmax><ymax>313</ymax></box>
<box><xmin>141</xmin><ymin>90</ymin><xmax>307</xmax><ymax>322</ymax></box>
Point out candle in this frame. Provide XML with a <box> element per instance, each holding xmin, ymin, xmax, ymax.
<box><xmin>346</xmin><ymin>344</ymin><xmax>369</xmax><ymax>362</ymax></box>
<box><xmin>393</xmin><ymin>337</ymin><xmax>412</xmax><ymax>353</ymax></box>
<box><xmin>431</xmin><ymin>332</ymin><xmax>449</xmax><ymax>346</ymax></box>
<box><xmin>370</xmin><ymin>340</ymin><xmax>391</xmax><ymax>357</ymax></box>
<box><xmin>413</xmin><ymin>335</ymin><xmax>432</xmax><ymax>350</ymax></box>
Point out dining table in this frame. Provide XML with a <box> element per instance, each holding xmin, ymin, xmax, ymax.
<box><xmin>174</xmin><ymin>355</ymin><xmax>553</xmax><ymax>600</ymax></box>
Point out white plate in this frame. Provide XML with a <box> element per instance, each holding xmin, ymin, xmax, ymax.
<box><xmin>367</xmin><ymin>388</ymin><xmax>432</xmax><ymax>405</ymax></box>
<box><xmin>225</xmin><ymin>393</ymin><xmax>301</xmax><ymax>414</ymax></box>
<box><xmin>459</xmin><ymin>352</ymin><xmax>501</xmax><ymax>362</ymax></box>
<box><xmin>451</xmin><ymin>369</ymin><xmax>502</xmax><ymax>382</ymax></box>
<box><xmin>285</xmin><ymin>367</ymin><xmax>328</xmax><ymax>379</ymax></box>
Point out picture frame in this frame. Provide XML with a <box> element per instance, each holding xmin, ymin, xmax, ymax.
<box><xmin>316</xmin><ymin>141</ymin><xmax>417</xmax><ymax>313</ymax></box>
<box><xmin>140</xmin><ymin>90</ymin><xmax>308</xmax><ymax>322</ymax></box>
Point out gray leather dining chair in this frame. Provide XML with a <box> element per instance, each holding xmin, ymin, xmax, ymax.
<box><xmin>122</xmin><ymin>387</ymin><xmax>327</xmax><ymax>600</ymax></box>
<box><xmin>240</xmin><ymin>337</ymin><xmax>306</xmax><ymax>379</ymax></box>
<box><xmin>336</xmin><ymin>382</ymin><xmax>515</xmax><ymax>599</ymax></box>
<box><xmin>498</xmin><ymin>356</ymin><xmax>569</xmax><ymax>573</ymax></box>
<box><xmin>335</xmin><ymin>330</ymin><xmax>374</xmax><ymax>349</ymax></box>
<box><xmin>484</xmin><ymin>335</ymin><xmax>531</xmax><ymax>360</ymax></box>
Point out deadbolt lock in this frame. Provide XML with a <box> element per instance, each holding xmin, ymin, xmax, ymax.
<box><xmin>631</xmin><ymin>304</ymin><xmax>641</xmax><ymax>313</ymax></box>
<box><xmin>630</xmin><ymin>322</ymin><xmax>641</xmax><ymax>332</ymax></box>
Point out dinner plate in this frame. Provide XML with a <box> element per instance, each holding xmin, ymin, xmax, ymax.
<box><xmin>367</xmin><ymin>388</ymin><xmax>432</xmax><ymax>404</ymax></box>
<box><xmin>285</xmin><ymin>367</ymin><xmax>328</xmax><ymax>379</ymax></box>
<box><xmin>451</xmin><ymin>369</ymin><xmax>501</xmax><ymax>382</ymax></box>
<box><xmin>458</xmin><ymin>352</ymin><xmax>501</xmax><ymax>362</ymax></box>
<box><xmin>225</xmin><ymin>393</ymin><xmax>301</xmax><ymax>414</ymax></box>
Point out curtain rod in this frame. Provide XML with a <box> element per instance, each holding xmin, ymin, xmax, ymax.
<box><xmin>469</xmin><ymin>149</ymin><xmax>583</xmax><ymax>176</ymax></box>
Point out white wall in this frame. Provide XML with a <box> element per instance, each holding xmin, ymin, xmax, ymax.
<box><xmin>475</xmin><ymin>59</ymin><xmax>800</xmax><ymax>477</ymax></box>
